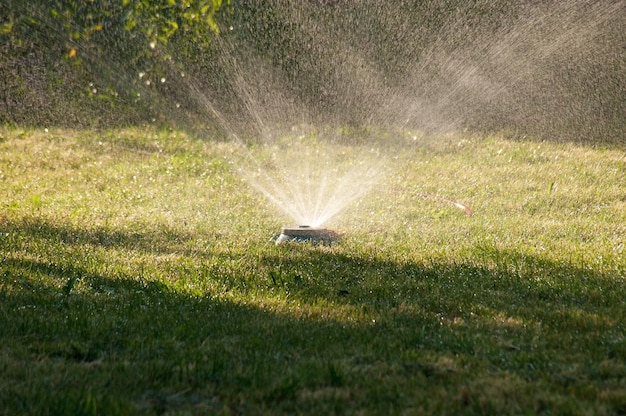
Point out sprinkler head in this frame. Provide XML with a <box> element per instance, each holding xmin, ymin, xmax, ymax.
<box><xmin>275</xmin><ymin>225</ymin><xmax>340</xmax><ymax>245</ymax></box>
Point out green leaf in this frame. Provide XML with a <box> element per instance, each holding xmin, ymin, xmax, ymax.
<box><xmin>124</xmin><ymin>17</ymin><xmax>137</xmax><ymax>31</ymax></box>
<box><xmin>30</xmin><ymin>194</ymin><xmax>42</xmax><ymax>209</ymax></box>
<box><xmin>206</xmin><ymin>14</ymin><xmax>219</xmax><ymax>34</ymax></box>
<box><xmin>0</xmin><ymin>22</ymin><xmax>13</xmax><ymax>35</ymax></box>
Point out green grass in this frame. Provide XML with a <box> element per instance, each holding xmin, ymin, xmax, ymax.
<box><xmin>1</xmin><ymin>126</ymin><xmax>625</xmax><ymax>415</ymax></box>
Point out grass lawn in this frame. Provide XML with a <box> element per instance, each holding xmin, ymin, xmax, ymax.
<box><xmin>0</xmin><ymin>126</ymin><xmax>624</xmax><ymax>415</ymax></box>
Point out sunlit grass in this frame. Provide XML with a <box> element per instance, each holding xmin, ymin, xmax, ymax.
<box><xmin>1</xmin><ymin>126</ymin><xmax>624</xmax><ymax>415</ymax></box>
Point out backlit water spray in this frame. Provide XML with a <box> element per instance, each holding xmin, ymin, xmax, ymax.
<box><xmin>144</xmin><ymin>0</ymin><xmax>626</xmax><ymax>241</ymax></box>
<box><xmin>7</xmin><ymin>1</ymin><xmax>623</xmax><ymax>240</ymax></box>
<box><xmin>172</xmin><ymin>38</ymin><xmax>397</xmax><ymax>240</ymax></box>
<box><xmin>171</xmin><ymin>1</ymin><xmax>622</xmax><ymax>238</ymax></box>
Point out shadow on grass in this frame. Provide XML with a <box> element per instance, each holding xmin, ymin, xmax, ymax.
<box><xmin>1</xmin><ymin>218</ymin><xmax>625</xmax><ymax>414</ymax></box>
<box><xmin>0</xmin><ymin>216</ymin><xmax>222</xmax><ymax>256</ymax></box>
<box><xmin>258</xmin><ymin>247</ymin><xmax>625</xmax><ymax>336</ymax></box>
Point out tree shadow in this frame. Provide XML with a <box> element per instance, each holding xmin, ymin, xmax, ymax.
<box><xmin>0</xmin><ymin>216</ymin><xmax>220</xmax><ymax>257</ymax></box>
<box><xmin>258</xmin><ymin>246</ymin><xmax>625</xmax><ymax>332</ymax></box>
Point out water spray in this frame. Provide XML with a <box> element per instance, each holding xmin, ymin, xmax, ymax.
<box><xmin>417</xmin><ymin>193</ymin><xmax>473</xmax><ymax>216</ymax></box>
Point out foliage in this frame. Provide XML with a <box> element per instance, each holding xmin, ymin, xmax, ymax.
<box><xmin>0</xmin><ymin>0</ymin><xmax>230</xmax><ymax>126</ymax></box>
<box><xmin>1</xmin><ymin>0</ymin><xmax>229</xmax><ymax>54</ymax></box>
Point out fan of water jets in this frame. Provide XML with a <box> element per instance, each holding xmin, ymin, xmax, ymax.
<box><xmin>228</xmin><ymin>133</ymin><xmax>389</xmax><ymax>228</ymax></box>
<box><xmin>160</xmin><ymin>39</ymin><xmax>397</xmax><ymax>228</ymax></box>
<box><xmin>162</xmin><ymin>28</ymin><xmax>413</xmax><ymax>229</ymax></box>
<box><xmin>165</xmin><ymin>0</ymin><xmax>623</xmax><ymax>227</ymax></box>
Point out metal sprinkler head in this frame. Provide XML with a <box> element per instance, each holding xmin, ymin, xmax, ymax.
<box><xmin>275</xmin><ymin>225</ymin><xmax>341</xmax><ymax>245</ymax></box>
